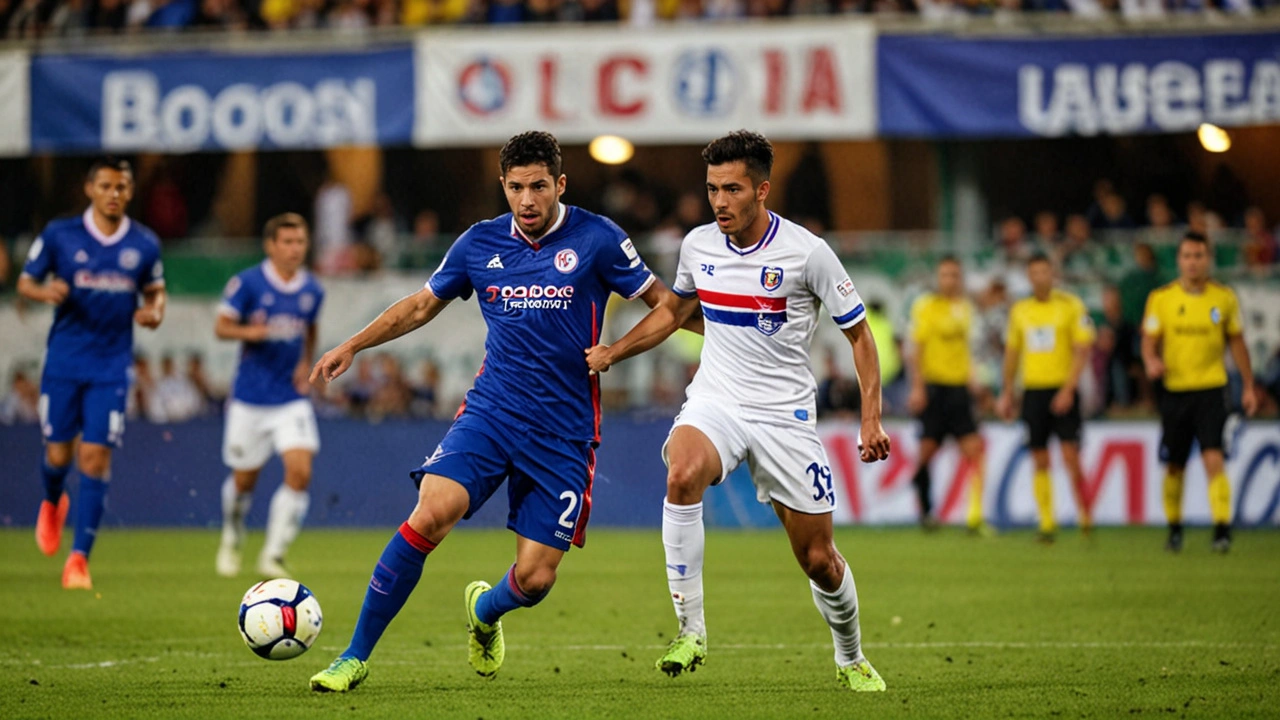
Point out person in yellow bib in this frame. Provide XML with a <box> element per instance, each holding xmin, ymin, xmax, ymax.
<box><xmin>997</xmin><ymin>254</ymin><xmax>1095</xmax><ymax>543</ymax></box>
<box><xmin>1141</xmin><ymin>231</ymin><xmax>1257</xmax><ymax>554</ymax></box>
<box><xmin>906</xmin><ymin>256</ymin><xmax>990</xmax><ymax>535</ymax></box>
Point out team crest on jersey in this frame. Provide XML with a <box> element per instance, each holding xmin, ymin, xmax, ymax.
<box><xmin>74</xmin><ymin>249</ymin><xmax>89</xmax><ymax>264</ymax></box>
<box><xmin>1210</xmin><ymin>306</ymin><xmax>1221</xmax><ymax>324</ymax></box>
<box><xmin>262</xmin><ymin>292</ymin><xmax>275</xmax><ymax>307</ymax></box>
<box><xmin>756</xmin><ymin>312</ymin><xmax>784</xmax><ymax>336</ymax></box>
<box><xmin>555</xmin><ymin>249</ymin><xmax>579</xmax><ymax>274</ymax></box>
<box><xmin>299</xmin><ymin>293</ymin><xmax>315</xmax><ymax>313</ymax></box>
<box><xmin>760</xmin><ymin>266</ymin><xmax>784</xmax><ymax>292</ymax></box>
<box><xmin>119</xmin><ymin>248</ymin><xmax>141</xmax><ymax>270</ymax></box>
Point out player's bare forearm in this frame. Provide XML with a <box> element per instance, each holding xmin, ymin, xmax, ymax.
<box><xmin>348</xmin><ymin>287</ymin><xmax>449</xmax><ymax>354</ymax></box>
<box><xmin>136</xmin><ymin>286</ymin><xmax>166</xmax><ymax>329</ymax></box>
<box><xmin>592</xmin><ymin>288</ymin><xmax>699</xmax><ymax>371</ymax></box>
<box><xmin>1228</xmin><ymin>334</ymin><xmax>1254</xmax><ymax>389</ymax></box>
<box><xmin>845</xmin><ymin>321</ymin><xmax>883</xmax><ymax>422</ymax></box>
<box><xmin>1141</xmin><ymin>333</ymin><xmax>1163</xmax><ymax>378</ymax></box>
<box><xmin>1000</xmin><ymin>345</ymin><xmax>1019</xmax><ymax>397</ymax></box>
<box><xmin>1064</xmin><ymin>344</ymin><xmax>1090</xmax><ymax>392</ymax></box>
<box><xmin>215</xmin><ymin>314</ymin><xmax>264</xmax><ymax>342</ymax></box>
<box><xmin>17</xmin><ymin>274</ymin><xmax>67</xmax><ymax>305</ymax></box>
<box><xmin>304</xmin><ymin>323</ymin><xmax>318</xmax><ymax>366</ymax></box>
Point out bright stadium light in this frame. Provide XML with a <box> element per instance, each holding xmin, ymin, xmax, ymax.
<box><xmin>589</xmin><ymin>135</ymin><xmax>635</xmax><ymax>165</ymax></box>
<box><xmin>1197</xmin><ymin>123</ymin><xmax>1231</xmax><ymax>153</ymax></box>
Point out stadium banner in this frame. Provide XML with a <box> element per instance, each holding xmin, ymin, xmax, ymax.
<box><xmin>877</xmin><ymin>31</ymin><xmax>1280</xmax><ymax>138</ymax></box>
<box><xmin>413</xmin><ymin>21</ymin><xmax>877</xmax><ymax>147</ymax></box>
<box><xmin>0</xmin><ymin>50</ymin><xmax>30</xmax><ymax>156</ymax></box>
<box><xmin>29</xmin><ymin>47</ymin><xmax>415</xmax><ymax>153</ymax></box>
<box><xmin>0</xmin><ymin>419</ymin><xmax>1276</xmax><ymax>529</ymax></box>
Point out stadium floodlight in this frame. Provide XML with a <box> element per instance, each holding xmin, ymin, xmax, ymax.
<box><xmin>1197</xmin><ymin>123</ymin><xmax>1231</xmax><ymax>153</ymax></box>
<box><xmin>588</xmin><ymin>135</ymin><xmax>635</xmax><ymax>165</ymax></box>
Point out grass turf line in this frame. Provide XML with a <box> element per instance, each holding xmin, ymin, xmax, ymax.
<box><xmin>2</xmin><ymin>527</ymin><xmax>1278</xmax><ymax>719</ymax></box>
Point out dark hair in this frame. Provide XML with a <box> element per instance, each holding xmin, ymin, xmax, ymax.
<box><xmin>1180</xmin><ymin>230</ymin><xmax>1210</xmax><ymax>248</ymax></box>
<box><xmin>701</xmin><ymin>130</ymin><xmax>774</xmax><ymax>186</ymax></box>
<box><xmin>499</xmin><ymin>131</ymin><xmax>562</xmax><ymax>178</ymax></box>
<box><xmin>938</xmin><ymin>254</ymin><xmax>960</xmax><ymax>266</ymax></box>
<box><xmin>1028</xmin><ymin>251</ymin><xmax>1052</xmax><ymax>266</ymax></box>
<box><xmin>264</xmin><ymin>212</ymin><xmax>309</xmax><ymax>242</ymax></box>
<box><xmin>86</xmin><ymin>156</ymin><xmax>133</xmax><ymax>183</ymax></box>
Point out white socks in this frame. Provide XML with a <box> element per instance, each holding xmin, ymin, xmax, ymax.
<box><xmin>220</xmin><ymin>475</ymin><xmax>252</xmax><ymax>548</ymax></box>
<box><xmin>663</xmin><ymin>499</ymin><xmax>706</xmax><ymax>638</ymax></box>
<box><xmin>262</xmin><ymin>485</ymin><xmax>310</xmax><ymax>562</ymax></box>
<box><xmin>810</xmin><ymin>565</ymin><xmax>865</xmax><ymax>667</ymax></box>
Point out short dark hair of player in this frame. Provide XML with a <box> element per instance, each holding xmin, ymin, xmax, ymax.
<box><xmin>1180</xmin><ymin>230</ymin><xmax>1210</xmax><ymax>249</ymax></box>
<box><xmin>499</xmin><ymin>131</ymin><xmax>563</xmax><ymax>178</ymax></box>
<box><xmin>701</xmin><ymin>130</ymin><xmax>774</xmax><ymax>187</ymax></box>
<box><xmin>86</xmin><ymin>157</ymin><xmax>133</xmax><ymax>183</ymax></box>
<box><xmin>938</xmin><ymin>254</ymin><xmax>960</xmax><ymax>267</ymax></box>
<box><xmin>264</xmin><ymin>212</ymin><xmax>309</xmax><ymax>242</ymax></box>
<box><xmin>1027</xmin><ymin>252</ymin><xmax>1052</xmax><ymax>267</ymax></box>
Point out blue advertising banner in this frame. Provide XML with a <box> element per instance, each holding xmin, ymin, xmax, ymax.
<box><xmin>877</xmin><ymin>32</ymin><xmax>1280</xmax><ymax>138</ymax></box>
<box><xmin>31</xmin><ymin>47</ymin><xmax>415</xmax><ymax>152</ymax></box>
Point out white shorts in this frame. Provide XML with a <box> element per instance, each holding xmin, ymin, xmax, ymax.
<box><xmin>662</xmin><ymin>395</ymin><xmax>835</xmax><ymax>515</ymax></box>
<box><xmin>222</xmin><ymin>399</ymin><xmax>320</xmax><ymax>471</ymax></box>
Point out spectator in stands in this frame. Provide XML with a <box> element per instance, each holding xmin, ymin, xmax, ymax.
<box><xmin>1094</xmin><ymin>285</ymin><xmax>1139</xmax><ymax>409</ymax></box>
<box><xmin>144</xmin><ymin>163</ymin><xmax>189</xmax><ymax>241</ymax></box>
<box><xmin>129</xmin><ymin>353</ymin><xmax>158</xmax><ymax>421</ymax></box>
<box><xmin>1032</xmin><ymin>210</ymin><xmax>1061</xmax><ymax>249</ymax></box>
<box><xmin>1085</xmin><ymin>178</ymin><xmax>1115</xmax><ymax>228</ymax></box>
<box><xmin>1057</xmin><ymin>213</ymin><xmax>1095</xmax><ymax>279</ymax></box>
<box><xmin>991</xmin><ymin>216</ymin><xmax>1032</xmax><ymax>297</ymax></box>
<box><xmin>1119</xmin><ymin>242</ymin><xmax>1162</xmax><ymax>328</ymax></box>
<box><xmin>973</xmin><ymin>276</ymin><xmax>1011</xmax><ymax>405</ymax></box>
<box><xmin>784</xmin><ymin>142</ymin><xmax>832</xmax><ymax>236</ymax></box>
<box><xmin>368</xmin><ymin>353</ymin><xmax>412</xmax><ymax>419</ymax></box>
<box><xmin>186</xmin><ymin>352</ymin><xmax>222</xmax><ymax>409</ymax></box>
<box><xmin>410</xmin><ymin>359</ymin><xmax>440</xmax><ymax>418</ymax></box>
<box><xmin>1095</xmin><ymin>191</ymin><xmax>1136</xmax><ymax>231</ymax></box>
<box><xmin>401</xmin><ymin>209</ymin><xmax>443</xmax><ymax>270</ymax></box>
<box><xmin>343</xmin><ymin>356</ymin><xmax>380</xmax><ymax>417</ymax></box>
<box><xmin>0</xmin><ymin>367</ymin><xmax>39</xmax><ymax>425</ymax></box>
<box><xmin>1138</xmin><ymin>193</ymin><xmax>1181</xmax><ymax>246</ymax></box>
<box><xmin>313</xmin><ymin>175</ymin><xmax>355</xmax><ymax>276</ymax></box>
<box><xmin>1186</xmin><ymin>201</ymin><xmax>1210</xmax><ymax>236</ymax></box>
<box><xmin>152</xmin><ymin>353</ymin><xmax>205</xmax><ymax>422</ymax></box>
<box><xmin>401</xmin><ymin>0</ymin><xmax>469</xmax><ymax>23</ymax></box>
<box><xmin>363</xmin><ymin>192</ymin><xmax>402</xmax><ymax>270</ymax></box>
<box><xmin>1243</xmin><ymin>206</ymin><xmax>1278</xmax><ymax>268</ymax></box>
<box><xmin>48</xmin><ymin>0</ymin><xmax>91</xmax><ymax>35</ymax></box>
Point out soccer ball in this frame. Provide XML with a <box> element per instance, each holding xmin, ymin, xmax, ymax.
<box><xmin>238</xmin><ymin>578</ymin><xmax>323</xmax><ymax>660</ymax></box>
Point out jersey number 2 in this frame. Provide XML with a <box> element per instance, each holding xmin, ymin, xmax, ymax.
<box><xmin>558</xmin><ymin>491</ymin><xmax>579</xmax><ymax>528</ymax></box>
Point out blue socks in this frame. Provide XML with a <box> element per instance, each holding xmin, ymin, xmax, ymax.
<box><xmin>42</xmin><ymin>462</ymin><xmax>71</xmax><ymax>503</ymax></box>
<box><xmin>343</xmin><ymin>522</ymin><xmax>436</xmax><ymax>662</ymax></box>
<box><xmin>475</xmin><ymin>565</ymin><xmax>549</xmax><ymax>626</ymax></box>
<box><xmin>72</xmin><ymin>474</ymin><xmax>108</xmax><ymax>558</ymax></box>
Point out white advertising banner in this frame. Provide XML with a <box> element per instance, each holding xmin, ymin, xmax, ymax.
<box><xmin>810</xmin><ymin>421</ymin><xmax>1280</xmax><ymax>528</ymax></box>
<box><xmin>0</xmin><ymin>50</ymin><xmax>30</xmax><ymax>156</ymax></box>
<box><xmin>414</xmin><ymin>22</ymin><xmax>876</xmax><ymax>147</ymax></box>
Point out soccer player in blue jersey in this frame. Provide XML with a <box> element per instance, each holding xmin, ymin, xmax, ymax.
<box><xmin>17</xmin><ymin>157</ymin><xmax>166</xmax><ymax>590</ymax></box>
<box><xmin>307</xmin><ymin>131</ymin><xmax>691</xmax><ymax>692</ymax></box>
<box><xmin>214</xmin><ymin>213</ymin><xmax>324</xmax><ymax>579</ymax></box>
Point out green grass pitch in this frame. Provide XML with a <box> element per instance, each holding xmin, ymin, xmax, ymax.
<box><xmin>2</xmin><ymin>526</ymin><xmax>1279</xmax><ymax>719</ymax></box>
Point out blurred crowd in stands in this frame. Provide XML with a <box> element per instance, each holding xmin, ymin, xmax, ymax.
<box><xmin>2</xmin><ymin>0</ymin><xmax>1270</xmax><ymax>39</ymax></box>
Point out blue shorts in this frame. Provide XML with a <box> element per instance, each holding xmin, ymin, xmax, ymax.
<box><xmin>411</xmin><ymin>409</ymin><xmax>595</xmax><ymax>551</ymax></box>
<box><xmin>40</xmin><ymin>375</ymin><xmax>129</xmax><ymax>448</ymax></box>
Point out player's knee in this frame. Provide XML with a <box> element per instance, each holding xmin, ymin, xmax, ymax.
<box><xmin>282</xmin><ymin>464</ymin><xmax>312</xmax><ymax>491</ymax></box>
<box><xmin>666</xmin><ymin>459</ymin><xmax>715</xmax><ymax>501</ymax></box>
<box><xmin>799</xmin><ymin>543</ymin><xmax>842</xmax><ymax>586</ymax></box>
<box><xmin>1031</xmin><ymin>450</ymin><xmax>1051</xmax><ymax>470</ymax></box>
<box><xmin>513</xmin><ymin>563</ymin><xmax>556</xmax><ymax>599</ymax></box>
<box><xmin>45</xmin><ymin>444</ymin><xmax>73</xmax><ymax>469</ymax></box>
<box><xmin>77</xmin><ymin>445</ymin><xmax>111</xmax><ymax>478</ymax></box>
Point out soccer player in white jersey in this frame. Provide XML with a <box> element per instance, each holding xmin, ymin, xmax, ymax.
<box><xmin>586</xmin><ymin>131</ymin><xmax>892</xmax><ymax>692</ymax></box>
<box><xmin>215</xmin><ymin>214</ymin><xmax>324</xmax><ymax>578</ymax></box>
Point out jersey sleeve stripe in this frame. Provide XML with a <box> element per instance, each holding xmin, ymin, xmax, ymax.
<box><xmin>703</xmin><ymin>306</ymin><xmax>787</xmax><ymax>327</ymax></box>
<box><xmin>216</xmin><ymin>302</ymin><xmax>241</xmax><ymax>319</ymax></box>
<box><xmin>832</xmin><ymin>303</ymin><xmax>866</xmax><ymax>327</ymax></box>
<box><xmin>626</xmin><ymin>273</ymin><xmax>656</xmax><ymax>300</ymax></box>
<box><xmin>697</xmin><ymin>289</ymin><xmax>787</xmax><ymax>311</ymax></box>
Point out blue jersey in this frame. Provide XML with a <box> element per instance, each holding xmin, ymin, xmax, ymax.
<box><xmin>22</xmin><ymin>210</ymin><xmax>164</xmax><ymax>384</ymax></box>
<box><xmin>219</xmin><ymin>261</ymin><xmax>324</xmax><ymax>406</ymax></box>
<box><xmin>429</xmin><ymin>204</ymin><xmax>655</xmax><ymax>443</ymax></box>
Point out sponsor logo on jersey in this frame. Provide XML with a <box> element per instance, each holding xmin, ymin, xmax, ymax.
<box><xmin>760</xmin><ymin>266</ymin><xmax>783</xmax><ymax>292</ymax></box>
<box><xmin>836</xmin><ymin>277</ymin><xmax>855</xmax><ymax>297</ymax></box>
<box><xmin>484</xmin><ymin>284</ymin><xmax>575</xmax><ymax>311</ymax></box>
<box><xmin>73</xmin><ymin>269</ymin><xmax>136</xmax><ymax>293</ymax></box>
<box><xmin>555</xmin><ymin>249</ymin><xmax>579</xmax><ymax>274</ymax></box>
<box><xmin>119</xmin><ymin>248</ymin><xmax>141</xmax><ymax>270</ymax></box>
<box><xmin>620</xmin><ymin>238</ymin><xmax>642</xmax><ymax>268</ymax></box>
<box><xmin>487</xmin><ymin>254</ymin><xmax>504</xmax><ymax>269</ymax></box>
<box><xmin>757</xmin><ymin>312</ymin><xmax>784</xmax><ymax>336</ymax></box>
<box><xmin>263</xmin><ymin>314</ymin><xmax>308</xmax><ymax>341</ymax></box>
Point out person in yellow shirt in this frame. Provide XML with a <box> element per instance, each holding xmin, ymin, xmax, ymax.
<box><xmin>906</xmin><ymin>256</ymin><xmax>990</xmax><ymax>534</ymax></box>
<box><xmin>997</xmin><ymin>254</ymin><xmax>1095</xmax><ymax>542</ymax></box>
<box><xmin>1141</xmin><ymin>231</ymin><xmax>1257</xmax><ymax>554</ymax></box>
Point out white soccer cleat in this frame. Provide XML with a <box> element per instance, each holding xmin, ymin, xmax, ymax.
<box><xmin>216</xmin><ymin>544</ymin><xmax>241</xmax><ymax>578</ymax></box>
<box><xmin>257</xmin><ymin>555</ymin><xmax>292</xmax><ymax>579</ymax></box>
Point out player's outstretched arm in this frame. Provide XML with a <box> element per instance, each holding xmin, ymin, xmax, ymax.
<box><xmin>585</xmin><ymin>281</ymin><xmax>699</xmax><ymax>373</ymax></box>
<box><xmin>1228</xmin><ymin>333</ymin><xmax>1257</xmax><ymax>416</ymax></box>
<box><xmin>843</xmin><ymin>321</ymin><xmax>890</xmax><ymax>462</ymax></box>
<box><xmin>311</xmin><ymin>286</ymin><xmax>450</xmax><ymax>385</ymax></box>
<box><xmin>16</xmin><ymin>273</ymin><xmax>69</xmax><ymax>306</ymax></box>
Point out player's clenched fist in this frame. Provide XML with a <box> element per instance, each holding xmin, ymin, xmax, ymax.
<box><xmin>584</xmin><ymin>344</ymin><xmax>613</xmax><ymax>374</ymax></box>
<box><xmin>859</xmin><ymin>423</ymin><xmax>891</xmax><ymax>463</ymax></box>
<box><xmin>310</xmin><ymin>345</ymin><xmax>355</xmax><ymax>386</ymax></box>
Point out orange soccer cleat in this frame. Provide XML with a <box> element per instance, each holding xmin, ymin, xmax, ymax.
<box><xmin>62</xmin><ymin>552</ymin><xmax>93</xmax><ymax>590</ymax></box>
<box><xmin>36</xmin><ymin>493</ymin><xmax>70</xmax><ymax>556</ymax></box>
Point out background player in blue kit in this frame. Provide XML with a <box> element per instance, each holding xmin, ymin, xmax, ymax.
<box><xmin>307</xmin><ymin>131</ymin><xmax>695</xmax><ymax>692</ymax></box>
<box><xmin>16</xmin><ymin>157</ymin><xmax>166</xmax><ymax>590</ymax></box>
<box><xmin>214</xmin><ymin>213</ymin><xmax>324</xmax><ymax>579</ymax></box>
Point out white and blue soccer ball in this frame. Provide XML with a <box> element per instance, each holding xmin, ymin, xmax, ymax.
<box><xmin>238</xmin><ymin>579</ymin><xmax>323</xmax><ymax>660</ymax></box>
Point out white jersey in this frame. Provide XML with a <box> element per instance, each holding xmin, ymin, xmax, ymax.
<box><xmin>673</xmin><ymin>211</ymin><xmax>865</xmax><ymax>421</ymax></box>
